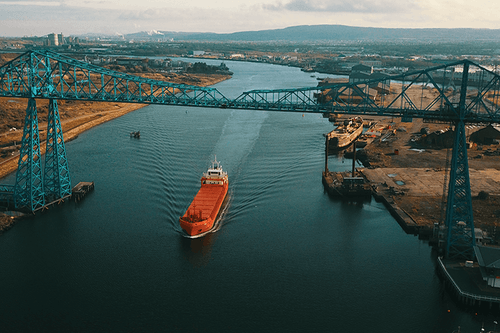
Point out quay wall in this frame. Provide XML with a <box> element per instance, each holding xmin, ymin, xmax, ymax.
<box><xmin>437</xmin><ymin>257</ymin><xmax>500</xmax><ymax>310</ymax></box>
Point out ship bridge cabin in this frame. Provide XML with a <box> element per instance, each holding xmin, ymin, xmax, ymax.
<box><xmin>207</xmin><ymin>169</ymin><xmax>222</xmax><ymax>176</ymax></box>
<box><xmin>203</xmin><ymin>159</ymin><xmax>228</xmax><ymax>182</ymax></box>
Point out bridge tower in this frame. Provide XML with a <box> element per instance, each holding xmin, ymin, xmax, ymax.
<box><xmin>12</xmin><ymin>53</ymin><xmax>71</xmax><ymax>212</ymax></box>
<box><xmin>43</xmin><ymin>99</ymin><xmax>71</xmax><ymax>201</ymax></box>
<box><xmin>14</xmin><ymin>98</ymin><xmax>45</xmax><ymax>211</ymax></box>
<box><xmin>445</xmin><ymin>62</ymin><xmax>476</xmax><ymax>260</ymax></box>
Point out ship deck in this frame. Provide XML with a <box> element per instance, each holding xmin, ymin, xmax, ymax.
<box><xmin>183</xmin><ymin>184</ymin><xmax>227</xmax><ymax>220</ymax></box>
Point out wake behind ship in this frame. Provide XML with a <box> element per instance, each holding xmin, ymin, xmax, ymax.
<box><xmin>179</xmin><ymin>158</ymin><xmax>228</xmax><ymax>237</ymax></box>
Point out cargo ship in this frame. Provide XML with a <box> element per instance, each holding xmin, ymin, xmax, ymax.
<box><xmin>325</xmin><ymin>116</ymin><xmax>363</xmax><ymax>151</ymax></box>
<box><xmin>179</xmin><ymin>158</ymin><xmax>228</xmax><ymax>238</ymax></box>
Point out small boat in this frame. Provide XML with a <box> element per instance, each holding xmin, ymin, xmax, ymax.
<box><xmin>179</xmin><ymin>157</ymin><xmax>228</xmax><ymax>238</ymax></box>
<box><xmin>130</xmin><ymin>131</ymin><xmax>140</xmax><ymax>138</ymax></box>
<box><xmin>325</xmin><ymin>117</ymin><xmax>363</xmax><ymax>151</ymax></box>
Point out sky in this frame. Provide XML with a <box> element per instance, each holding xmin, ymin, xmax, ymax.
<box><xmin>0</xmin><ymin>0</ymin><xmax>499</xmax><ymax>37</ymax></box>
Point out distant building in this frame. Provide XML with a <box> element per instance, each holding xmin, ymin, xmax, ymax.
<box><xmin>349</xmin><ymin>64</ymin><xmax>374</xmax><ymax>85</ymax></box>
<box><xmin>361</xmin><ymin>60</ymin><xmax>382</xmax><ymax>68</ymax></box>
<box><xmin>349</xmin><ymin>68</ymin><xmax>391</xmax><ymax>88</ymax></box>
<box><xmin>115</xmin><ymin>58</ymin><xmax>146</xmax><ymax>67</ymax></box>
<box><xmin>469</xmin><ymin>124</ymin><xmax>500</xmax><ymax>145</ymax></box>
<box><xmin>57</xmin><ymin>33</ymin><xmax>64</xmax><ymax>45</ymax></box>
<box><xmin>351</xmin><ymin>64</ymin><xmax>372</xmax><ymax>74</ymax></box>
<box><xmin>190</xmin><ymin>51</ymin><xmax>205</xmax><ymax>56</ymax></box>
<box><xmin>349</xmin><ymin>71</ymin><xmax>371</xmax><ymax>83</ymax></box>
<box><xmin>419</xmin><ymin>129</ymin><xmax>455</xmax><ymax>148</ymax></box>
<box><xmin>47</xmin><ymin>33</ymin><xmax>58</xmax><ymax>46</ymax></box>
<box><xmin>149</xmin><ymin>59</ymin><xmax>167</xmax><ymax>68</ymax></box>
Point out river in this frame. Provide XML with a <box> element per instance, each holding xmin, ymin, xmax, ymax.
<box><xmin>0</xmin><ymin>59</ymin><xmax>492</xmax><ymax>332</ymax></box>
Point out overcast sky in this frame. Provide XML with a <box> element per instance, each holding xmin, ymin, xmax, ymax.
<box><xmin>0</xmin><ymin>0</ymin><xmax>499</xmax><ymax>37</ymax></box>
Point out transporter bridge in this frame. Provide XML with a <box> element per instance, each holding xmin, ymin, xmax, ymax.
<box><xmin>1</xmin><ymin>49</ymin><xmax>500</xmax><ymax>260</ymax></box>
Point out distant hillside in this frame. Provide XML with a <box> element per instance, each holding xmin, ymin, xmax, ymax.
<box><xmin>124</xmin><ymin>25</ymin><xmax>500</xmax><ymax>42</ymax></box>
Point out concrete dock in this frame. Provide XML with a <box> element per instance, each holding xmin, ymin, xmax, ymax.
<box><xmin>438</xmin><ymin>257</ymin><xmax>500</xmax><ymax>309</ymax></box>
<box><xmin>359</xmin><ymin>167</ymin><xmax>500</xmax><ymax>234</ymax></box>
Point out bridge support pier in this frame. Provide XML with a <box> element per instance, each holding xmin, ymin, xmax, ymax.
<box><xmin>445</xmin><ymin>120</ymin><xmax>475</xmax><ymax>260</ymax></box>
<box><xmin>14</xmin><ymin>98</ymin><xmax>45</xmax><ymax>211</ymax></box>
<box><xmin>445</xmin><ymin>61</ymin><xmax>476</xmax><ymax>260</ymax></box>
<box><xmin>43</xmin><ymin>99</ymin><xmax>71</xmax><ymax>202</ymax></box>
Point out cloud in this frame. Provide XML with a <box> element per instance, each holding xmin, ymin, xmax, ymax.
<box><xmin>119</xmin><ymin>8</ymin><xmax>166</xmax><ymax>21</ymax></box>
<box><xmin>0</xmin><ymin>1</ymin><xmax>62</xmax><ymax>6</ymax></box>
<box><xmin>263</xmin><ymin>0</ymin><xmax>418</xmax><ymax>13</ymax></box>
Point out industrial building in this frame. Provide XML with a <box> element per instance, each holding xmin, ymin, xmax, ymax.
<box><xmin>474</xmin><ymin>245</ymin><xmax>500</xmax><ymax>288</ymax></box>
<box><xmin>469</xmin><ymin>124</ymin><xmax>500</xmax><ymax>145</ymax></box>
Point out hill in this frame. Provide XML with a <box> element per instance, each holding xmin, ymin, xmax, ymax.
<box><xmin>124</xmin><ymin>25</ymin><xmax>500</xmax><ymax>42</ymax></box>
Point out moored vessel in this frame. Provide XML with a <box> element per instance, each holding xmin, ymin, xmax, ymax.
<box><xmin>325</xmin><ymin>116</ymin><xmax>363</xmax><ymax>151</ymax></box>
<box><xmin>180</xmin><ymin>157</ymin><xmax>228</xmax><ymax>238</ymax></box>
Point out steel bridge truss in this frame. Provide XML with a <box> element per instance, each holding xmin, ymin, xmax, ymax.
<box><xmin>0</xmin><ymin>50</ymin><xmax>229</xmax><ymax>107</ymax></box>
<box><xmin>233</xmin><ymin>60</ymin><xmax>500</xmax><ymax>124</ymax></box>
<box><xmin>1</xmin><ymin>51</ymin><xmax>500</xmax><ymax>259</ymax></box>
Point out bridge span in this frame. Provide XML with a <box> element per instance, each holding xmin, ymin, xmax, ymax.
<box><xmin>1</xmin><ymin>49</ymin><xmax>500</xmax><ymax>259</ymax></box>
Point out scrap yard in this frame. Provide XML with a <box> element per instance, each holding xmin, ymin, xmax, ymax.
<box><xmin>324</xmin><ymin>116</ymin><xmax>500</xmax><ymax>240</ymax></box>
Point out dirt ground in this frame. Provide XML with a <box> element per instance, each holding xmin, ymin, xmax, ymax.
<box><xmin>362</xmin><ymin>117</ymin><xmax>500</xmax><ymax>170</ymax></box>
<box><xmin>360</xmin><ymin>116</ymin><xmax>500</xmax><ymax>237</ymax></box>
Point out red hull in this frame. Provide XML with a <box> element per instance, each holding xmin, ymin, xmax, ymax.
<box><xmin>180</xmin><ymin>178</ymin><xmax>228</xmax><ymax>237</ymax></box>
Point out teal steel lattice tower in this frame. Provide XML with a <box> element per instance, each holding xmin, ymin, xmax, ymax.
<box><xmin>43</xmin><ymin>99</ymin><xmax>71</xmax><ymax>201</ymax></box>
<box><xmin>14</xmin><ymin>98</ymin><xmax>45</xmax><ymax>211</ymax></box>
<box><xmin>12</xmin><ymin>53</ymin><xmax>71</xmax><ymax>211</ymax></box>
<box><xmin>445</xmin><ymin>62</ymin><xmax>476</xmax><ymax>260</ymax></box>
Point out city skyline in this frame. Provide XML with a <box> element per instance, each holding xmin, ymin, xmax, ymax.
<box><xmin>0</xmin><ymin>0</ymin><xmax>499</xmax><ymax>37</ymax></box>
